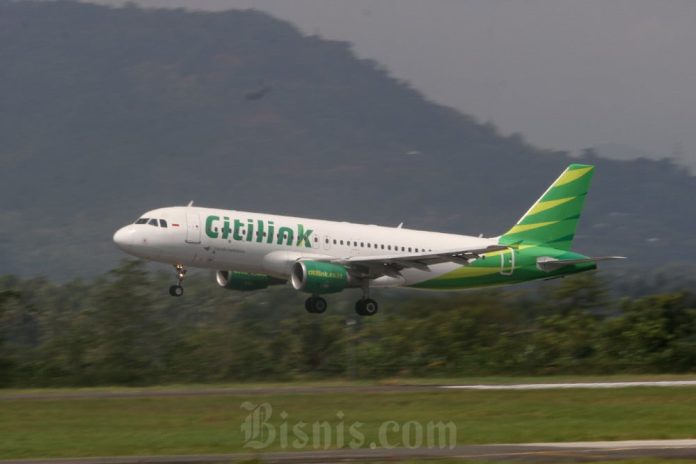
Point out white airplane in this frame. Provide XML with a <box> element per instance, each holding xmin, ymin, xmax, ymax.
<box><xmin>113</xmin><ymin>164</ymin><xmax>623</xmax><ymax>316</ymax></box>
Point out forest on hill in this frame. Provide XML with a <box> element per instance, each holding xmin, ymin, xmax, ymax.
<box><xmin>0</xmin><ymin>0</ymin><xmax>694</xmax><ymax>280</ymax></box>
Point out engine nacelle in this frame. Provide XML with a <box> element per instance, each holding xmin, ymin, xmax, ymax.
<box><xmin>291</xmin><ymin>261</ymin><xmax>351</xmax><ymax>294</ymax></box>
<box><xmin>216</xmin><ymin>270</ymin><xmax>284</xmax><ymax>291</ymax></box>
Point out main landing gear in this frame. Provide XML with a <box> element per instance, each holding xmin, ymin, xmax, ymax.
<box><xmin>168</xmin><ymin>264</ymin><xmax>186</xmax><ymax>297</ymax></box>
<box><xmin>305</xmin><ymin>296</ymin><xmax>328</xmax><ymax>314</ymax></box>
<box><xmin>304</xmin><ymin>289</ymin><xmax>379</xmax><ymax>316</ymax></box>
<box><xmin>355</xmin><ymin>284</ymin><xmax>378</xmax><ymax>316</ymax></box>
<box><xmin>355</xmin><ymin>298</ymin><xmax>378</xmax><ymax>316</ymax></box>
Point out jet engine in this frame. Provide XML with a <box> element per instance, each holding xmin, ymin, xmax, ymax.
<box><xmin>216</xmin><ymin>270</ymin><xmax>284</xmax><ymax>291</ymax></box>
<box><xmin>290</xmin><ymin>261</ymin><xmax>354</xmax><ymax>294</ymax></box>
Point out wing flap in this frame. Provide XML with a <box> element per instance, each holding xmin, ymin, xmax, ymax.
<box><xmin>333</xmin><ymin>245</ymin><xmax>509</xmax><ymax>277</ymax></box>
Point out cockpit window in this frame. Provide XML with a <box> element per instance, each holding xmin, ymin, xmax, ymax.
<box><xmin>135</xmin><ymin>218</ymin><xmax>148</xmax><ymax>224</ymax></box>
<box><xmin>159</xmin><ymin>219</ymin><xmax>168</xmax><ymax>228</ymax></box>
<box><xmin>147</xmin><ymin>218</ymin><xmax>158</xmax><ymax>227</ymax></box>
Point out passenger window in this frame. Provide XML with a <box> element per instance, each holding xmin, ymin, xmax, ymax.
<box><xmin>367</xmin><ymin>243</ymin><xmax>371</xmax><ymax>248</ymax></box>
<box><xmin>401</xmin><ymin>246</ymin><xmax>405</xmax><ymax>251</ymax></box>
<box><xmin>333</xmin><ymin>239</ymin><xmax>337</xmax><ymax>244</ymax></box>
<box><xmin>340</xmin><ymin>240</ymin><xmax>344</xmax><ymax>245</ymax></box>
<box><xmin>148</xmin><ymin>218</ymin><xmax>158</xmax><ymax>227</ymax></box>
<box><xmin>135</xmin><ymin>218</ymin><xmax>148</xmax><ymax>224</ymax></box>
<box><xmin>381</xmin><ymin>244</ymin><xmax>385</xmax><ymax>249</ymax></box>
<box><xmin>159</xmin><ymin>219</ymin><xmax>167</xmax><ymax>228</ymax></box>
<box><xmin>388</xmin><ymin>245</ymin><xmax>391</xmax><ymax>250</ymax></box>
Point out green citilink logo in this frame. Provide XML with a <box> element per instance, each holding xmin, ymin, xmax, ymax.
<box><xmin>205</xmin><ymin>215</ymin><xmax>314</xmax><ymax>248</ymax></box>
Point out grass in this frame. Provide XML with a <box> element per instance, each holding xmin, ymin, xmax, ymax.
<box><xmin>0</xmin><ymin>386</ymin><xmax>695</xmax><ymax>458</ymax></box>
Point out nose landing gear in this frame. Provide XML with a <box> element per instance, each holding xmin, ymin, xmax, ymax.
<box><xmin>168</xmin><ymin>264</ymin><xmax>187</xmax><ymax>297</ymax></box>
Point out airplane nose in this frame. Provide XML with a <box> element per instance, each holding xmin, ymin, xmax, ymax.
<box><xmin>113</xmin><ymin>226</ymin><xmax>134</xmax><ymax>251</ymax></box>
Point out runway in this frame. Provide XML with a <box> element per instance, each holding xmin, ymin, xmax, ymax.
<box><xmin>2</xmin><ymin>440</ymin><xmax>696</xmax><ymax>463</ymax></box>
<box><xmin>2</xmin><ymin>380</ymin><xmax>695</xmax><ymax>400</ymax></box>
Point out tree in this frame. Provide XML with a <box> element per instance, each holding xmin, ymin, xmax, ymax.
<box><xmin>80</xmin><ymin>260</ymin><xmax>166</xmax><ymax>385</ymax></box>
<box><xmin>597</xmin><ymin>293</ymin><xmax>696</xmax><ymax>371</ymax></box>
<box><xmin>0</xmin><ymin>290</ymin><xmax>20</xmax><ymax>386</ymax></box>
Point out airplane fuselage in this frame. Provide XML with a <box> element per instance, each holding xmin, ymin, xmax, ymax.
<box><xmin>113</xmin><ymin>206</ymin><xmax>593</xmax><ymax>291</ymax></box>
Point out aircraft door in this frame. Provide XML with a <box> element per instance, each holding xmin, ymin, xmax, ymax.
<box><xmin>185</xmin><ymin>213</ymin><xmax>201</xmax><ymax>244</ymax></box>
<box><xmin>500</xmin><ymin>248</ymin><xmax>515</xmax><ymax>276</ymax></box>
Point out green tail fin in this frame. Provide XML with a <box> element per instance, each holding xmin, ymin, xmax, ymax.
<box><xmin>499</xmin><ymin>164</ymin><xmax>594</xmax><ymax>251</ymax></box>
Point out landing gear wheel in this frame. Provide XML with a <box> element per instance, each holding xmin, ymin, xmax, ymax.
<box><xmin>313</xmin><ymin>297</ymin><xmax>327</xmax><ymax>314</ymax></box>
<box><xmin>355</xmin><ymin>298</ymin><xmax>378</xmax><ymax>316</ymax></box>
<box><xmin>305</xmin><ymin>296</ymin><xmax>327</xmax><ymax>314</ymax></box>
<box><xmin>169</xmin><ymin>285</ymin><xmax>184</xmax><ymax>297</ymax></box>
<box><xmin>169</xmin><ymin>264</ymin><xmax>187</xmax><ymax>297</ymax></box>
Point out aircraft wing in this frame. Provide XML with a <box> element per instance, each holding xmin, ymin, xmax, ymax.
<box><xmin>331</xmin><ymin>245</ymin><xmax>509</xmax><ymax>278</ymax></box>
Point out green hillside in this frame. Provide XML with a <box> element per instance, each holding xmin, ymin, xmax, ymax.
<box><xmin>0</xmin><ymin>0</ymin><xmax>694</xmax><ymax>278</ymax></box>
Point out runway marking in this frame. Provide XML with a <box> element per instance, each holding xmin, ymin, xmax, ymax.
<box><xmin>525</xmin><ymin>439</ymin><xmax>696</xmax><ymax>448</ymax></box>
<box><xmin>2</xmin><ymin>381</ymin><xmax>696</xmax><ymax>400</ymax></box>
<box><xmin>440</xmin><ymin>380</ymin><xmax>696</xmax><ymax>390</ymax></box>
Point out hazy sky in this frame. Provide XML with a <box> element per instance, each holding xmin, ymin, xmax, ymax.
<box><xmin>85</xmin><ymin>0</ymin><xmax>696</xmax><ymax>169</ymax></box>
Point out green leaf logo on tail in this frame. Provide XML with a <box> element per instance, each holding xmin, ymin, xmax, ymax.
<box><xmin>500</xmin><ymin>164</ymin><xmax>594</xmax><ymax>251</ymax></box>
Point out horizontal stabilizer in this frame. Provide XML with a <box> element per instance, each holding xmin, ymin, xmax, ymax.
<box><xmin>537</xmin><ymin>256</ymin><xmax>626</xmax><ymax>272</ymax></box>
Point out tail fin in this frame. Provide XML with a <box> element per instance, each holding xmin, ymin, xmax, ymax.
<box><xmin>499</xmin><ymin>164</ymin><xmax>594</xmax><ymax>251</ymax></box>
